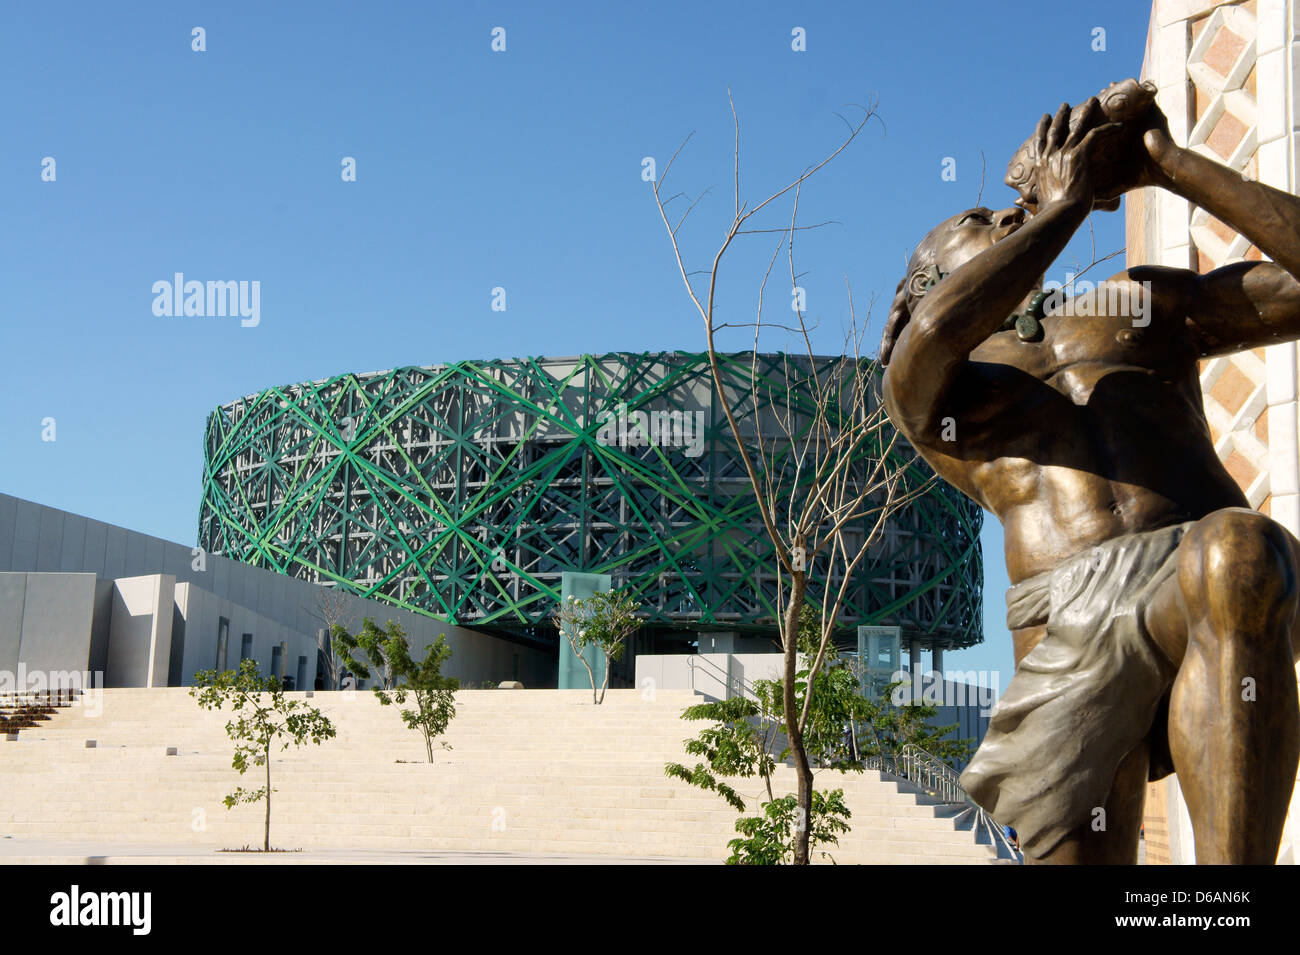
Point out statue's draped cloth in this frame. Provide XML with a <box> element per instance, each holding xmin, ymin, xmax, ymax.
<box><xmin>959</xmin><ymin>521</ymin><xmax>1191</xmax><ymax>857</ymax></box>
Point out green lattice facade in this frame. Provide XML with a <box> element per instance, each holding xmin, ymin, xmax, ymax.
<box><xmin>198</xmin><ymin>352</ymin><xmax>982</xmax><ymax>650</ymax></box>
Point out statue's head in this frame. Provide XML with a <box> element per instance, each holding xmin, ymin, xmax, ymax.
<box><xmin>880</xmin><ymin>205</ymin><xmax>1025</xmax><ymax>365</ymax></box>
<box><xmin>904</xmin><ymin>206</ymin><xmax>1026</xmax><ymax>302</ymax></box>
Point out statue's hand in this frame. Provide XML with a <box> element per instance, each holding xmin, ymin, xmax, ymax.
<box><xmin>1138</xmin><ymin>101</ymin><xmax>1178</xmax><ymax>189</ymax></box>
<box><xmin>1034</xmin><ymin>100</ymin><xmax>1123</xmax><ymax>209</ymax></box>
<box><xmin>1101</xmin><ymin>97</ymin><xmax>1176</xmax><ymax>197</ymax></box>
<box><xmin>1009</xmin><ymin>80</ymin><xmax>1163</xmax><ymax>213</ymax></box>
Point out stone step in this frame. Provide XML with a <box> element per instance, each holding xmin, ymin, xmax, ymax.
<box><xmin>2</xmin><ymin>688</ymin><xmax>1000</xmax><ymax>865</ymax></box>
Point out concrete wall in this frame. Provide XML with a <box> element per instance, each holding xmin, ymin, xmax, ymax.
<box><xmin>107</xmin><ymin>575</ymin><xmax>175</xmax><ymax>688</ymax></box>
<box><xmin>0</xmin><ymin>492</ymin><xmax>555</xmax><ymax>689</ymax></box>
<box><xmin>0</xmin><ymin>573</ymin><xmax>24</xmax><ymax>675</ymax></box>
<box><xmin>173</xmin><ymin>580</ymin><xmax>552</xmax><ymax>689</ymax></box>
<box><xmin>0</xmin><ymin>572</ymin><xmax>107</xmax><ymax>686</ymax></box>
<box><xmin>174</xmin><ymin>581</ymin><xmax>298</xmax><ymax>685</ymax></box>
<box><xmin>635</xmin><ymin>652</ymin><xmax>786</xmax><ymax>699</ymax></box>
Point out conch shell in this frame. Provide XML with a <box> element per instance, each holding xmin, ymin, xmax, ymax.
<box><xmin>1005</xmin><ymin>78</ymin><xmax>1158</xmax><ymax>213</ymax></box>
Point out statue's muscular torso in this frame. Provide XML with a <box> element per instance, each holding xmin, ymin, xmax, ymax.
<box><xmin>890</xmin><ymin>270</ymin><xmax>1248</xmax><ymax>585</ymax></box>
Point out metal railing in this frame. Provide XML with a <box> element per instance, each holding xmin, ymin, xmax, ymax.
<box><xmin>685</xmin><ymin>654</ymin><xmax>759</xmax><ymax>701</ymax></box>
<box><xmin>867</xmin><ymin>741</ymin><xmax>1021</xmax><ymax>861</ymax></box>
<box><xmin>863</xmin><ymin>743</ymin><xmax>965</xmax><ymax>803</ymax></box>
<box><xmin>895</xmin><ymin>743</ymin><xmax>967</xmax><ymax>804</ymax></box>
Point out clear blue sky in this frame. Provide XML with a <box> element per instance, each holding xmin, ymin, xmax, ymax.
<box><xmin>0</xmin><ymin>0</ymin><xmax>1153</xmax><ymax>689</ymax></box>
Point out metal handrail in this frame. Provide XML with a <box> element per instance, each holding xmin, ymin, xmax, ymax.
<box><xmin>868</xmin><ymin>742</ymin><xmax>1021</xmax><ymax>861</ymax></box>
<box><xmin>862</xmin><ymin>744</ymin><xmax>964</xmax><ymax>802</ymax></box>
<box><xmin>685</xmin><ymin>654</ymin><xmax>759</xmax><ymax>701</ymax></box>
<box><xmin>896</xmin><ymin>743</ymin><xmax>967</xmax><ymax>804</ymax></box>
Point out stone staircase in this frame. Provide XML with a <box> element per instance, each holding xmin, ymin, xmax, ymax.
<box><xmin>0</xmin><ymin>689</ymin><xmax>81</xmax><ymax>739</ymax></box>
<box><xmin>0</xmin><ymin>688</ymin><xmax>1011</xmax><ymax>864</ymax></box>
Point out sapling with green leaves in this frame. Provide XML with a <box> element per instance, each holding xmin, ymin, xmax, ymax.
<box><xmin>551</xmin><ymin>590</ymin><xmax>642</xmax><ymax>704</ymax></box>
<box><xmin>331</xmin><ymin>618</ymin><xmax>461</xmax><ymax>760</ymax></box>
<box><xmin>665</xmin><ymin>688</ymin><xmax>782</xmax><ymax>811</ymax></box>
<box><xmin>332</xmin><ymin>617</ymin><xmax>408</xmax><ymax>690</ymax></box>
<box><xmin>726</xmin><ymin>790</ymin><xmax>851</xmax><ymax>865</ymax></box>
<box><xmin>666</xmin><ymin>607</ymin><xmax>974</xmax><ymax>862</ymax></box>
<box><xmin>190</xmin><ymin>658</ymin><xmax>335</xmax><ymax>851</ymax></box>
<box><xmin>665</xmin><ymin>659</ymin><xmax>853</xmax><ymax>864</ymax></box>
<box><xmin>372</xmin><ymin>630</ymin><xmax>460</xmax><ymax>763</ymax></box>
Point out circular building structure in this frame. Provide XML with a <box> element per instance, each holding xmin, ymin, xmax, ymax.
<box><xmin>198</xmin><ymin>352</ymin><xmax>982</xmax><ymax>672</ymax></box>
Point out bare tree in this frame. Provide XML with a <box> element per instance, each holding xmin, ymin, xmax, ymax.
<box><xmin>652</xmin><ymin>91</ymin><xmax>929</xmax><ymax>864</ymax></box>
<box><xmin>306</xmin><ymin>586</ymin><xmax>355</xmax><ymax>690</ymax></box>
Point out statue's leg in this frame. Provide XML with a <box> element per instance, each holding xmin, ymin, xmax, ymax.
<box><xmin>1144</xmin><ymin>508</ymin><xmax>1300</xmax><ymax>864</ymax></box>
<box><xmin>1024</xmin><ymin>740</ymin><xmax>1149</xmax><ymax>865</ymax></box>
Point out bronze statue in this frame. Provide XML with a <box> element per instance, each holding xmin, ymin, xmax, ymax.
<box><xmin>881</xmin><ymin>78</ymin><xmax>1300</xmax><ymax>864</ymax></box>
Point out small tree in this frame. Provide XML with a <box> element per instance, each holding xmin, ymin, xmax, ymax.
<box><xmin>786</xmin><ymin>615</ymin><xmax>977</xmax><ymax>771</ymax></box>
<box><xmin>727</xmin><ymin>790</ymin><xmax>850</xmax><ymax>865</ymax></box>
<box><xmin>191</xmin><ymin>658</ymin><xmax>336</xmax><ymax>851</ymax></box>
<box><xmin>666</xmin><ymin>674</ymin><xmax>854</xmax><ymax>864</ymax></box>
<box><xmin>373</xmin><ymin>632</ymin><xmax>459</xmax><ymax>763</ymax></box>
<box><xmin>308</xmin><ymin>587</ymin><xmax>355</xmax><ymax>690</ymax></box>
<box><xmin>333</xmin><ymin>617</ymin><xmax>405</xmax><ymax>690</ymax></box>
<box><xmin>551</xmin><ymin>590</ymin><xmax>642</xmax><ymax>704</ymax></box>
<box><xmin>667</xmin><ymin>611</ymin><xmax>975</xmax><ymax>862</ymax></box>
<box><xmin>665</xmin><ymin>690</ymin><xmax>782</xmax><ymax>811</ymax></box>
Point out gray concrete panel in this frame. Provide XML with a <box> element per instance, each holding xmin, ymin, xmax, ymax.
<box><xmin>244</xmin><ymin>563</ymin><xmax>260</xmax><ymax>614</ymax></box>
<box><xmin>10</xmin><ymin>537</ymin><xmax>37</xmax><ymax>572</ymax></box>
<box><xmin>59</xmin><ymin>514</ymin><xmax>86</xmax><ymax>572</ymax></box>
<box><xmin>18</xmin><ymin>573</ymin><xmax>96</xmax><ymax>675</ymax></box>
<box><xmin>179</xmin><ymin>586</ymin><xmax>213</xmax><ymax>680</ymax></box>
<box><xmin>144</xmin><ymin>537</ymin><xmax>164</xmax><ymax>576</ymax></box>
<box><xmin>14</xmin><ymin>500</ymin><xmax>41</xmax><ymax>544</ymax></box>
<box><xmin>82</xmin><ymin>519</ymin><xmax>108</xmax><ymax>576</ymax></box>
<box><xmin>231</xmin><ymin>561</ymin><xmax>246</xmax><ymax>606</ymax></box>
<box><xmin>161</xmin><ymin>543</ymin><xmax>188</xmax><ymax>581</ymax></box>
<box><xmin>36</xmin><ymin>506</ymin><xmax>64</xmax><ymax>571</ymax></box>
<box><xmin>103</xmin><ymin>527</ymin><xmax>127</xmax><ymax>580</ymax></box>
<box><xmin>0</xmin><ymin>573</ymin><xmax>27</xmax><ymax>674</ymax></box>
<box><xmin>212</xmin><ymin>558</ymin><xmax>228</xmax><ymax>602</ymax></box>
<box><xmin>0</xmin><ymin>496</ymin><xmax>17</xmax><ymax>572</ymax></box>
<box><xmin>123</xmin><ymin>530</ymin><xmax>146</xmax><ymax>577</ymax></box>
